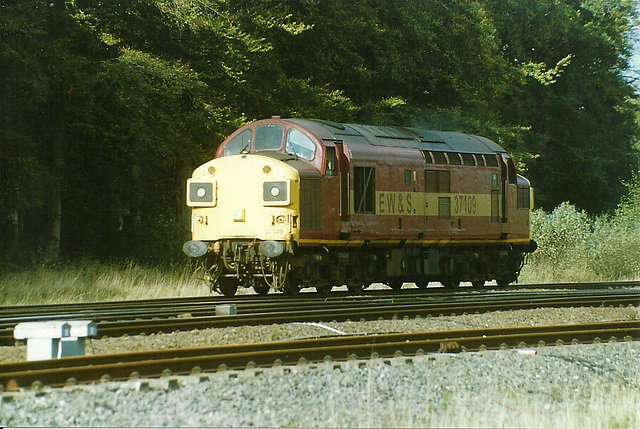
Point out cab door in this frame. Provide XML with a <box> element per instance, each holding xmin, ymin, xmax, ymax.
<box><xmin>500</xmin><ymin>156</ymin><xmax>508</xmax><ymax>224</ymax></box>
<box><xmin>317</xmin><ymin>141</ymin><xmax>350</xmax><ymax>240</ymax></box>
<box><xmin>499</xmin><ymin>154</ymin><xmax>518</xmax><ymax>236</ymax></box>
<box><xmin>335</xmin><ymin>142</ymin><xmax>351</xmax><ymax>238</ymax></box>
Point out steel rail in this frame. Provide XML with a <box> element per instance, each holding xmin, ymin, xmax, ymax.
<box><xmin>2</xmin><ymin>288</ymin><xmax>638</xmax><ymax>327</ymax></box>
<box><xmin>1</xmin><ymin>290</ymin><xmax>638</xmax><ymax>345</ymax></box>
<box><xmin>1</xmin><ymin>320</ymin><xmax>638</xmax><ymax>390</ymax></box>
<box><xmin>2</xmin><ymin>280</ymin><xmax>638</xmax><ymax>321</ymax></box>
<box><xmin>3</xmin><ymin>289</ymin><xmax>629</xmax><ymax>324</ymax></box>
<box><xmin>96</xmin><ymin>291</ymin><xmax>639</xmax><ymax>335</ymax></box>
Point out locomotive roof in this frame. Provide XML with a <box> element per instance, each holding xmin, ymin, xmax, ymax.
<box><xmin>287</xmin><ymin>119</ymin><xmax>507</xmax><ymax>155</ymax></box>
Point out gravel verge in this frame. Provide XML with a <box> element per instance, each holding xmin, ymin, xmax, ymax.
<box><xmin>1</xmin><ymin>305</ymin><xmax>638</xmax><ymax>362</ymax></box>
<box><xmin>1</xmin><ymin>305</ymin><xmax>638</xmax><ymax>427</ymax></box>
<box><xmin>1</xmin><ymin>342</ymin><xmax>638</xmax><ymax>427</ymax></box>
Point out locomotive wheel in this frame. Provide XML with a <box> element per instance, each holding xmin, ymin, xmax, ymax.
<box><xmin>347</xmin><ymin>284</ymin><xmax>364</xmax><ymax>294</ymax></box>
<box><xmin>218</xmin><ymin>277</ymin><xmax>239</xmax><ymax>297</ymax></box>
<box><xmin>284</xmin><ymin>283</ymin><xmax>300</xmax><ymax>296</ymax></box>
<box><xmin>388</xmin><ymin>281</ymin><xmax>403</xmax><ymax>290</ymax></box>
<box><xmin>496</xmin><ymin>279</ymin><xmax>511</xmax><ymax>288</ymax></box>
<box><xmin>253</xmin><ymin>284</ymin><xmax>270</xmax><ymax>296</ymax></box>
<box><xmin>316</xmin><ymin>285</ymin><xmax>333</xmax><ymax>296</ymax></box>
<box><xmin>441</xmin><ymin>279</ymin><xmax>460</xmax><ymax>289</ymax></box>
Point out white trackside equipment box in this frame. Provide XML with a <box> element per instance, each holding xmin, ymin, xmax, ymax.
<box><xmin>14</xmin><ymin>320</ymin><xmax>98</xmax><ymax>361</ymax></box>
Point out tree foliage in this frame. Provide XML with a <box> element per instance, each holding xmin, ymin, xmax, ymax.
<box><xmin>0</xmin><ymin>0</ymin><xmax>638</xmax><ymax>265</ymax></box>
<box><xmin>482</xmin><ymin>0</ymin><xmax>639</xmax><ymax>212</ymax></box>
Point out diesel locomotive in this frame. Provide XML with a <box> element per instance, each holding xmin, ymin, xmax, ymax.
<box><xmin>183</xmin><ymin>117</ymin><xmax>537</xmax><ymax>296</ymax></box>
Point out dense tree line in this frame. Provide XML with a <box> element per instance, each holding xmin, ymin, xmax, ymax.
<box><xmin>1</xmin><ymin>0</ymin><xmax>638</xmax><ymax>265</ymax></box>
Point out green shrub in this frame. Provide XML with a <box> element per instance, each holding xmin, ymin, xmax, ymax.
<box><xmin>521</xmin><ymin>191</ymin><xmax>640</xmax><ymax>283</ymax></box>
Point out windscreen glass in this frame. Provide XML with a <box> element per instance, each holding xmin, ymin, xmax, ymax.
<box><xmin>286</xmin><ymin>129</ymin><xmax>316</xmax><ymax>160</ymax></box>
<box><xmin>222</xmin><ymin>129</ymin><xmax>251</xmax><ymax>156</ymax></box>
<box><xmin>254</xmin><ymin>125</ymin><xmax>284</xmax><ymax>151</ymax></box>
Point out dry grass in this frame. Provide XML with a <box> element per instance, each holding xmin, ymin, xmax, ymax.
<box><xmin>371</xmin><ymin>379</ymin><xmax>640</xmax><ymax>428</ymax></box>
<box><xmin>0</xmin><ymin>260</ymin><xmax>209</xmax><ymax>307</ymax></box>
<box><xmin>2</xmin><ymin>200</ymin><xmax>640</xmax><ymax>306</ymax></box>
<box><xmin>427</xmin><ymin>385</ymin><xmax>639</xmax><ymax>428</ymax></box>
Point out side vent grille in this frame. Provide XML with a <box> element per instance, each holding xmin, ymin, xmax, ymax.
<box><xmin>300</xmin><ymin>178</ymin><xmax>322</xmax><ymax>230</ymax></box>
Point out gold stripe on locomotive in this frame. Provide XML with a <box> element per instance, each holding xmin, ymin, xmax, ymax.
<box><xmin>373</xmin><ymin>191</ymin><xmax>492</xmax><ymax>217</ymax></box>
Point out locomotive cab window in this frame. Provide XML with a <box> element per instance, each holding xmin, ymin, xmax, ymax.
<box><xmin>324</xmin><ymin>146</ymin><xmax>337</xmax><ymax>176</ymax></box>
<box><xmin>286</xmin><ymin>129</ymin><xmax>316</xmax><ymax>161</ymax></box>
<box><xmin>254</xmin><ymin>125</ymin><xmax>284</xmax><ymax>152</ymax></box>
<box><xmin>354</xmin><ymin>166</ymin><xmax>375</xmax><ymax>214</ymax></box>
<box><xmin>404</xmin><ymin>169</ymin><xmax>412</xmax><ymax>186</ymax></box>
<box><xmin>223</xmin><ymin>129</ymin><xmax>251</xmax><ymax>156</ymax></box>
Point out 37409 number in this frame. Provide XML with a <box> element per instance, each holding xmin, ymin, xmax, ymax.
<box><xmin>454</xmin><ymin>195</ymin><xmax>476</xmax><ymax>215</ymax></box>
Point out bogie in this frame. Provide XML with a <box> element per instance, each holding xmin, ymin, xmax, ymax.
<box><xmin>202</xmin><ymin>241</ymin><xmax>527</xmax><ymax>295</ymax></box>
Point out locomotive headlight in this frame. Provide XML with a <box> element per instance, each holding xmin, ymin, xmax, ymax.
<box><xmin>263</xmin><ymin>181</ymin><xmax>289</xmax><ymax>205</ymax></box>
<box><xmin>183</xmin><ymin>240</ymin><xmax>208</xmax><ymax>258</ymax></box>
<box><xmin>187</xmin><ymin>179</ymin><xmax>216</xmax><ymax>207</ymax></box>
<box><xmin>259</xmin><ymin>240</ymin><xmax>284</xmax><ymax>258</ymax></box>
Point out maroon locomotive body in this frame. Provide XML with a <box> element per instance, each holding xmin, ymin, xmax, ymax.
<box><xmin>184</xmin><ymin>117</ymin><xmax>536</xmax><ymax>296</ymax></box>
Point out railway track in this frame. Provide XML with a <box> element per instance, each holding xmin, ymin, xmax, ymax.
<box><xmin>1</xmin><ymin>320</ymin><xmax>638</xmax><ymax>390</ymax></box>
<box><xmin>2</xmin><ymin>281</ymin><xmax>637</xmax><ymax>324</ymax></box>
<box><xmin>3</xmin><ymin>280</ymin><xmax>638</xmax><ymax>320</ymax></box>
<box><xmin>1</xmin><ymin>285</ymin><xmax>639</xmax><ymax>346</ymax></box>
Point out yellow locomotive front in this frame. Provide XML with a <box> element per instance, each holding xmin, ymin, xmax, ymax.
<box><xmin>184</xmin><ymin>153</ymin><xmax>301</xmax><ymax>296</ymax></box>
